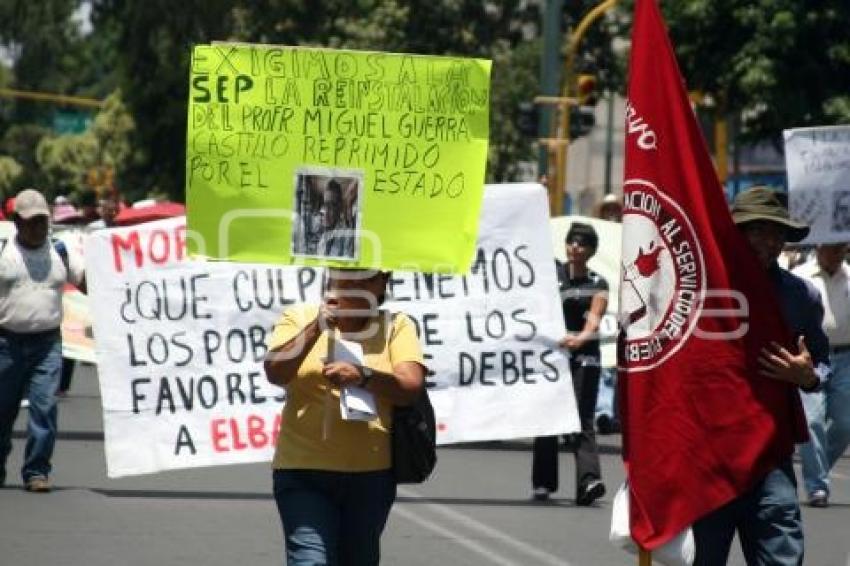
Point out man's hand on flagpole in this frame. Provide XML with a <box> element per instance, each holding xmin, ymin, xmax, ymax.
<box><xmin>757</xmin><ymin>336</ymin><xmax>818</xmax><ymax>389</ymax></box>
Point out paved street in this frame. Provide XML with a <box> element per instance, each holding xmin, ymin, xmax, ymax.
<box><xmin>2</xmin><ymin>363</ymin><xmax>849</xmax><ymax>566</ymax></box>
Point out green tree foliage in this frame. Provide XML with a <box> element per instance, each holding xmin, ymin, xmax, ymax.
<box><xmin>659</xmin><ymin>0</ymin><xmax>850</xmax><ymax>143</ymax></box>
<box><xmin>0</xmin><ymin>63</ymin><xmax>11</xmax><ymax>87</ymax></box>
<box><xmin>0</xmin><ymin>0</ymin><xmax>85</xmax><ymax>123</ymax></box>
<box><xmin>0</xmin><ymin>1</ymin><xmax>123</xmax><ymax>195</ymax></box>
<box><xmin>0</xmin><ymin>62</ymin><xmax>14</xmax><ymax>128</ymax></box>
<box><xmin>6</xmin><ymin>1</ymin><xmax>846</xmax><ymax>199</ymax></box>
<box><xmin>0</xmin><ymin>156</ymin><xmax>23</xmax><ymax>198</ymax></box>
<box><xmin>235</xmin><ymin>0</ymin><xmax>410</xmax><ymax>50</ymax></box>
<box><xmin>90</xmin><ymin>0</ymin><xmax>542</xmax><ymax>196</ymax></box>
<box><xmin>91</xmin><ymin>90</ymin><xmax>135</xmax><ymax>170</ymax></box>
<box><xmin>88</xmin><ymin>0</ymin><xmax>242</xmax><ymax>200</ymax></box>
<box><xmin>32</xmin><ymin>89</ymin><xmax>134</xmax><ymax>199</ymax></box>
<box><xmin>489</xmin><ymin>39</ymin><xmax>541</xmax><ymax>181</ymax></box>
<box><xmin>0</xmin><ymin>124</ymin><xmax>53</xmax><ymax>190</ymax></box>
<box><xmin>36</xmin><ymin>132</ymin><xmax>99</xmax><ymax>197</ymax></box>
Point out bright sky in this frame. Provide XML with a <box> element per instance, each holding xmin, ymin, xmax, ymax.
<box><xmin>73</xmin><ymin>1</ymin><xmax>93</xmax><ymax>36</ymax></box>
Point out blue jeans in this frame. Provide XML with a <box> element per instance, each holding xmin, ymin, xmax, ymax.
<box><xmin>0</xmin><ymin>329</ymin><xmax>62</xmax><ymax>483</ymax></box>
<box><xmin>693</xmin><ymin>460</ymin><xmax>803</xmax><ymax>566</ymax></box>
<box><xmin>798</xmin><ymin>349</ymin><xmax>850</xmax><ymax>496</ymax></box>
<box><xmin>273</xmin><ymin>469</ymin><xmax>396</xmax><ymax>566</ymax></box>
<box><xmin>595</xmin><ymin>366</ymin><xmax>617</xmax><ymax>420</ymax></box>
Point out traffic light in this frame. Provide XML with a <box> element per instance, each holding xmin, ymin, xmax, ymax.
<box><xmin>516</xmin><ymin>101</ymin><xmax>539</xmax><ymax>137</ymax></box>
<box><xmin>570</xmin><ymin>72</ymin><xmax>597</xmax><ymax>139</ymax></box>
<box><xmin>576</xmin><ymin>73</ymin><xmax>598</xmax><ymax>106</ymax></box>
<box><xmin>569</xmin><ymin>106</ymin><xmax>595</xmax><ymax>139</ymax></box>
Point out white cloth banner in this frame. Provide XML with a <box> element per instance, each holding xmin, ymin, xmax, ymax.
<box><xmin>87</xmin><ymin>183</ymin><xmax>579</xmax><ymax>477</ymax></box>
<box><xmin>785</xmin><ymin>125</ymin><xmax>850</xmax><ymax>244</ymax></box>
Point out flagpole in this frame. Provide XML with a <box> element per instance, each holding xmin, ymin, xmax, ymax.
<box><xmin>638</xmin><ymin>549</ymin><xmax>652</xmax><ymax>565</ymax></box>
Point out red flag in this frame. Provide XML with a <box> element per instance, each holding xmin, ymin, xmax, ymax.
<box><xmin>619</xmin><ymin>0</ymin><xmax>807</xmax><ymax>550</ymax></box>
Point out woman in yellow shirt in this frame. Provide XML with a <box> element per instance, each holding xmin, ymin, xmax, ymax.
<box><xmin>264</xmin><ymin>269</ymin><xmax>425</xmax><ymax>565</ymax></box>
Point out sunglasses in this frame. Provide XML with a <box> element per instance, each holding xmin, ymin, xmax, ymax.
<box><xmin>566</xmin><ymin>237</ymin><xmax>593</xmax><ymax>247</ymax></box>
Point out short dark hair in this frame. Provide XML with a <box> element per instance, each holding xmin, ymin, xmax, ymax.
<box><xmin>565</xmin><ymin>222</ymin><xmax>599</xmax><ymax>251</ymax></box>
<box><xmin>326</xmin><ymin>269</ymin><xmax>391</xmax><ymax>304</ymax></box>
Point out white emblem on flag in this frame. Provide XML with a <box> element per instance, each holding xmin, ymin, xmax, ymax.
<box><xmin>619</xmin><ymin>179</ymin><xmax>706</xmax><ymax>371</ymax></box>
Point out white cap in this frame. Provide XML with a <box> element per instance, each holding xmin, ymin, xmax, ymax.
<box><xmin>602</xmin><ymin>193</ymin><xmax>622</xmax><ymax>206</ymax></box>
<box><xmin>13</xmin><ymin>189</ymin><xmax>50</xmax><ymax>219</ymax></box>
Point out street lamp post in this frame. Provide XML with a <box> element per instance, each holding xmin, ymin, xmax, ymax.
<box><xmin>0</xmin><ymin>87</ymin><xmax>105</xmax><ymax>109</ymax></box>
<box><xmin>550</xmin><ymin>0</ymin><xmax>619</xmax><ymax>216</ymax></box>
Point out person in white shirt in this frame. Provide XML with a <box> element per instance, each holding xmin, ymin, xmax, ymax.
<box><xmin>0</xmin><ymin>189</ymin><xmax>86</xmax><ymax>492</ymax></box>
<box><xmin>794</xmin><ymin>243</ymin><xmax>850</xmax><ymax>507</ymax></box>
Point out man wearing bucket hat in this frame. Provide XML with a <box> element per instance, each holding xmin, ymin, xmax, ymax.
<box><xmin>692</xmin><ymin>186</ymin><xmax>830</xmax><ymax>565</ymax></box>
<box><xmin>0</xmin><ymin>189</ymin><xmax>86</xmax><ymax>493</ymax></box>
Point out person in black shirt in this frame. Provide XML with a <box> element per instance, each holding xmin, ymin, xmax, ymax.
<box><xmin>533</xmin><ymin>222</ymin><xmax>608</xmax><ymax>505</ymax></box>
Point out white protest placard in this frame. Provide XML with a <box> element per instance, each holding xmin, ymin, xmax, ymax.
<box><xmin>785</xmin><ymin>125</ymin><xmax>850</xmax><ymax>244</ymax></box>
<box><xmin>87</xmin><ymin>183</ymin><xmax>579</xmax><ymax>477</ymax></box>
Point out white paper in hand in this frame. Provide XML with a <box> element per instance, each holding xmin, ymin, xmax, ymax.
<box><xmin>341</xmin><ymin>387</ymin><xmax>378</xmax><ymax>421</ymax></box>
<box><xmin>332</xmin><ymin>338</ymin><xmax>378</xmax><ymax>421</ymax></box>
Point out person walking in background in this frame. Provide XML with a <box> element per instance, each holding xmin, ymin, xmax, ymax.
<box><xmin>76</xmin><ymin>190</ymin><xmax>101</xmax><ymax>225</ymax></box>
<box><xmin>51</xmin><ymin>196</ymin><xmax>84</xmax><ymax>226</ymax></box>
<box><xmin>793</xmin><ymin>242</ymin><xmax>850</xmax><ymax>508</ymax></box>
<box><xmin>597</xmin><ymin>193</ymin><xmax>623</xmax><ymax>222</ymax></box>
<box><xmin>264</xmin><ymin>269</ymin><xmax>426</xmax><ymax>565</ymax></box>
<box><xmin>0</xmin><ymin>189</ymin><xmax>86</xmax><ymax>492</ymax></box>
<box><xmin>532</xmin><ymin>222</ymin><xmax>608</xmax><ymax>505</ymax></box>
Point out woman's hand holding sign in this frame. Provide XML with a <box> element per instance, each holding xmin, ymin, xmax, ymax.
<box><xmin>318</xmin><ymin>293</ymin><xmax>339</xmax><ymax>331</ymax></box>
<box><xmin>321</xmin><ymin>361</ymin><xmax>362</xmax><ymax>388</ymax></box>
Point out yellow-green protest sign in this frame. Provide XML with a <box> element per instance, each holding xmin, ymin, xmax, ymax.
<box><xmin>186</xmin><ymin>44</ymin><xmax>491</xmax><ymax>273</ymax></box>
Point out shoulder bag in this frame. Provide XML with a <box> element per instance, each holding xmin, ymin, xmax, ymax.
<box><xmin>392</xmin><ymin>387</ymin><xmax>437</xmax><ymax>484</ymax></box>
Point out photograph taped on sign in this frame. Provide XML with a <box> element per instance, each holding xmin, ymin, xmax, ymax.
<box><xmin>291</xmin><ymin>167</ymin><xmax>363</xmax><ymax>261</ymax></box>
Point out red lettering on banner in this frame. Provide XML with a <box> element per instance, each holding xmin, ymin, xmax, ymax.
<box><xmin>211</xmin><ymin>418</ymin><xmax>229</xmax><ymax>452</ymax></box>
<box><xmin>247</xmin><ymin>415</ymin><xmax>267</xmax><ymax>448</ymax></box>
<box><xmin>230</xmin><ymin>418</ymin><xmax>248</xmax><ymax>450</ymax></box>
<box><xmin>210</xmin><ymin>414</ymin><xmax>282</xmax><ymax>452</ymax></box>
<box><xmin>149</xmin><ymin>230</ymin><xmax>170</xmax><ymax>264</ymax></box>
<box><xmin>174</xmin><ymin>225</ymin><xmax>187</xmax><ymax>262</ymax></box>
<box><xmin>112</xmin><ymin>232</ymin><xmax>143</xmax><ymax>272</ymax></box>
<box><xmin>110</xmin><ymin>224</ymin><xmax>188</xmax><ymax>273</ymax></box>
